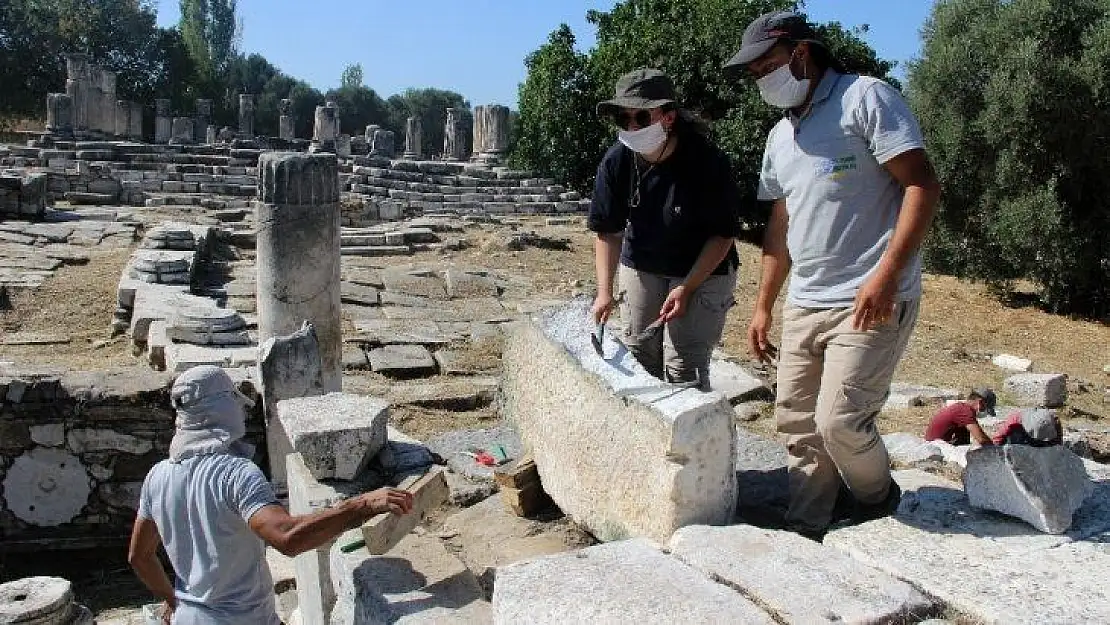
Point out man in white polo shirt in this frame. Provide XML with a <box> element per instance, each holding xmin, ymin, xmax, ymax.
<box><xmin>724</xmin><ymin>11</ymin><xmax>941</xmax><ymax>538</ymax></box>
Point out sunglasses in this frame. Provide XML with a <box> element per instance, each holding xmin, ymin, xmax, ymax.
<box><xmin>614</xmin><ymin>109</ymin><xmax>653</xmax><ymax>130</ymax></box>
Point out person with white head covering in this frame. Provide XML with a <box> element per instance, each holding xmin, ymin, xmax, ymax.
<box><xmin>992</xmin><ymin>407</ymin><xmax>1063</xmax><ymax>447</ymax></box>
<box><xmin>128</xmin><ymin>366</ymin><xmax>413</xmax><ymax>624</ymax></box>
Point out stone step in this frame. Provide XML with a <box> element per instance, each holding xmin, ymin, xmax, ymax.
<box><xmin>64</xmin><ymin>191</ymin><xmax>117</xmax><ymax>205</ymax></box>
<box><xmin>493</xmin><ymin>538</ymin><xmax>776</xmax><ymax>624</ymax></box>
<box><xmin>669</xmin><ymin>525</ymin><xmax>939</xmax><ymax>623</ymax></box>
<box><xmin>825</xmin><ymin>469</ymin><xmax>1110</xmax><ymax>625</ymax></box>
<box><xmin>340</xmin><ymin>245</ymin><xmax>412</xmax><ymax>257</ymax></box>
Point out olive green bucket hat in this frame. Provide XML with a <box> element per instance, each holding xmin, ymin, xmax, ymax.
<box><xmin>596</xmin><ymin>68</ymin><xmax>677</xmax><ymax>117</ymax></box>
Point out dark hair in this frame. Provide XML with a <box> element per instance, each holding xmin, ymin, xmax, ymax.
<box><xmin>778</xmin><ymin>39</ymin><xmax>847</xmax><ymax>74</ymax></box>
<box><xmin>662</xmin><ymin>104</ymin><xmax>710</xmax><ymax>137</ymax></box>
<box><xmin>806</xmin><ymin>41</ymin><xmax>847</xmax><ymax>74</ymax></box>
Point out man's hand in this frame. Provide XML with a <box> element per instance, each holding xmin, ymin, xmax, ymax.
<box><xmin>659</xmin><ymin>285</ymin><xmax>691</xmax><ymax>322</ymax></box>
<box><xmin>361</xmin><ymin>487</ymin><xmax>414</xmax><ymax>516</ymax></box>
<box><xmin>591</xmin><ymin>292</ymin><xmax>615</xmax><ymax>325</ymax></box>
<box><xmin>160</xmin><ymin>601</ymin><xmax>175</xmax><ymax>624</ymax></box>
<box><xmin>853</xmin><ymin>272</ymin><xmax>898</xmax><ymax>330</ymax></box>
<box><xmin>747</xmin><ymin>308</ymin><xmax>777</xmax><ymax>364</ymax></box>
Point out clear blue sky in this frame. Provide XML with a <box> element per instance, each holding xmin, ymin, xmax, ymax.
<box><xmin>152</xmin><ymin>0</ymin><xmax>935</xmax><ymax>106</ymax></box>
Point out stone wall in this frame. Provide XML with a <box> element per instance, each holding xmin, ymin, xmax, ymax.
<box><xmin>1</xmin><ymin>140</ymin><xmax>588</xmax><ymax>222</ymax></box>
<box><xmin>0</xmin><ymin>367</ymin><xmax>265</xmax><ymax>548</ymax></box>
<box><xmin>0</xmin><ymin>172</ymin><xmax>47</xmax><ymax>218</ymax></box>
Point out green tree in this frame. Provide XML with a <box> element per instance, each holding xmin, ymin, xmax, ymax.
<box><xmin>510</xmin><ymin>24</ymin><xmax>603</xmax><ymax>193</ymax></box>
<box><xmin>0</xmin><ymin>0</ymin><xmax>178</xmax><ymax>123</ymax></box>
<box><xmin>326</xmin><ymin>84</ymin><xmax>390</xmax><ymax>139</ymax></box>
<box><xmin>179</xmin><ymin>0</ymin><xmax>239</xmax><ymax>94</ymax></box>
<box><xmin>512</xmin><ymin>0</ymin><xmax>896</xmax><ymax>232</ymax></box>
<box><xmin>908</xmin><ymin>0</ymin><xmax>1110</xmax><ymax>317</ymax></box>
<box><xmin>340</xmin><ymin>63</ymin><xmax>364</xmax><ymax>89</ymax></box>
<box><xmin>386</xmin><ymin>88</ymin><xmax>472</xmax><ymax>157</ymax></box>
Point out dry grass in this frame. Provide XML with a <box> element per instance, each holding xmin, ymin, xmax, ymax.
<box><xmin>389</xmin><ymin>404</ymin><xmax>500</xmax><ymax>442</ymax></box>
<box><xmin>1</xmin><ymin>247</ymin><xmax>138</xmax><ymax>369</ymax></box>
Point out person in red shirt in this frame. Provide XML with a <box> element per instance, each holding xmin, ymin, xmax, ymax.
<box><xmin>924</xmin><ymin>388</ymin><xmax>997</xmax><ymax>446</ymax></box>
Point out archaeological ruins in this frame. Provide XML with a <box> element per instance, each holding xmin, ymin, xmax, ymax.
<box><xmin>0</xmin><ymin>53</ymin><xmax>1108</xmax><ymax>625</ymax></box>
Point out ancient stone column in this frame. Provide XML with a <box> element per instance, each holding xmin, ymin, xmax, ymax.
<box><xmin>403</xmin><ymin>116</ymin><xmax>423</xmax><ymax>160</ymax></box>
<box><xmin>46</xmin><ymin>93</ymin><xmax>74</xmax><ymax>136</ymax></box>
<box><xmin>115</xmin><ymin>100</ymin><xmax>130</xmax><ymax>137</ymax></box>
<box><xmin>325</xmin><ymin>100</ymin><xmax>340</xmax><ymax>136</ymax></box>
<box><xmin>86</xmin><ymin>66</ymin><xmax>103</xmax><ymax>136</ymax></box>
<box><xmin>239</xmin><ymin>93</ymin><xmax>254</xmax><ymax>137</ymax></box>
<box><xmin>335</xmin><ymin>134</ymin><xmax>352</xmax><ymax>157</ymax></box>
<box><xmin>170</xmin><ymin>117</ymin><xmax>194</xmax><ymax>144</ymax></box>
<box><xmin>279</xmin><ymin>99</ymin><xmax>295</xmax><ymax>140</ymax></box>
<box><xmin>155</xmin><ymin>99</ymin><xmax>172</xmax><ymax>144</ymax></box>
<box><xmin>442</xmin><ymin>107</ymin><xmax>466</xmax><ymax>161</ymax></box>
<box><xmin>256</xmin><ymin>152</ymin><xmax>342</xmax><ymax>393</ymax></box>
<box><xmin>370</xmin><ymin>129</ymin><xmax>395</xmax><ymax>157</ymax></box>
<box><xmin>473</xmin><ymin>104</ymin><xmax>510</xmax><ymax>162</ymax></box>
<box><xmin>129</xmin><ymin>101</ymin><xmax>143</xmax><ymax>141</ymax></box>
<box><xmin>195</xmin><ymin>99</ymin><xmax>212</xmax><ymax>143</ymax></box>
<box><xmin>312</xmin><ymin>105</ymin><xmax>336</xmax><ymax>152</ymax></box>
<box><xmin>100</xmin><ymin>70</ymin><xmax>117</xmax><ymax>135</ymax></box>
<box><xmin>65</xmin><ymin>54</ymin><xmax>90</xmax><ymax>132</ymax></box>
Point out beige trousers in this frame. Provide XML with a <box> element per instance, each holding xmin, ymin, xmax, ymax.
<box><xmin>776</xmin><ymin>299</ymin><xmax>920</xmax><ymax>530</ymax></box>
<box><xmin>617</xmin><ymin>264</ymin><xmax>737</xmax><ymax>384</ymax></box>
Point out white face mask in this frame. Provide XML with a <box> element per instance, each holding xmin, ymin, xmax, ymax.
<box><xmin>618</xmin><ymin>121</ymin><xmax>668</xmax><ymax>155</ymax></box>
<box><xmin>757</xmin><ymin>61</ymin><xmax>811</xmax><ymax>109</ymax></box>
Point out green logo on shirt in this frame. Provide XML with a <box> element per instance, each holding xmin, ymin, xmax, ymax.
<box><xmin>815</xmin><ymin>155</ymin><xmax>859</xmax><ymax>180</ymax></box>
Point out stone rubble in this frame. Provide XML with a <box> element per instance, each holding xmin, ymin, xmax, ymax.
<box><xmin>992</xmin><ymin>353</ymin><xmax>1034</xmax><ymax>372</ymax></box>
<box><xmin>964</xmin><ymin>444</ymin><xmax>1094</xmax><ymax>533</ymax></box>
<box><xmin>277</xmin><ymin>393</ymin><xmax>389</xmax><ymax>481</ymax></box>
<box><xmin>1004</xmin><ymin>372</ymin><xmax>1069</xmax><ymax>407</ymax></box>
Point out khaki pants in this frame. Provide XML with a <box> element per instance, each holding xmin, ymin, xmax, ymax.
<box><xmin>776</xmin><ymin>299</ymin><xmax>919</xmax><ymax>531</ymax></box>
<box><xmin>617</xmin><ymin>264</ymin><xmax>737</xmax><ymax>385</ymax></box>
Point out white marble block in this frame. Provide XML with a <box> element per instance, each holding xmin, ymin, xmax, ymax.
<box><xmin>501</xmin><ymin>299</ymin><xmax>737</xmax><ymax>543</ymax></box>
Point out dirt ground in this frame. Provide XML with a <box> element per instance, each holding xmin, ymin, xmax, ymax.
<box><xmin>3</xmin><ymin>216</ymin><xmax>1108</xmax><ymax>440</ymax></box>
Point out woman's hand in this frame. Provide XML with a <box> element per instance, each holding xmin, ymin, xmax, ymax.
<box><xmin>591</xmin><ymin>292</ymin><xmax>616</xmax><ymax>325</ymax></box>
<box><xmin>659</xmin><ymin>285</ymin><xmax>691</xmax><ymax>321</ymax></box>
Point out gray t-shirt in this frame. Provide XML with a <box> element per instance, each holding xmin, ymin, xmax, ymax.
<box><xmin>758</xmin><ymin>71</ymin><xmax>926</xmax><ymax>308</ymax></box>
<box><xmin>138</xmin><ymin>454</ymin><xmax>280</xmax><ymax>625</ymax></box>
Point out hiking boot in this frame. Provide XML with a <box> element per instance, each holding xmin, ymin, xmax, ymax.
<box><xmin>783</xmin><ymin>521</ymin><xmax>827</xmax><ymax>542</ymax></box>
<box><xmin>852</xmin><ymin>481</ymin><xmax>902</xmax><ymax>524</ymax></box>
<box><xmin>830</xmin><ymin>481</ymin><xmax>855</xmax><ymax>524</ymax></box>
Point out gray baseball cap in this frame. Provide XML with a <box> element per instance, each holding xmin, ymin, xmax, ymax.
<box><xmin>724</xmin><ymin>11</ymin><xmax>821</xmax><ymax>70</ymax></box>
<box><xmin>596</xmin><ymin>68</ymin><xmax>677</xmax><ymax>117</ymax></box>
<box><xmin>971</xmin><ymin>387</ymin><xmax>997</xmax><ymax>416</ymax></box>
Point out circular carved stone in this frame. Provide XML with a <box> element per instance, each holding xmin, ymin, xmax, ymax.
<box><xmin>2</xmin><ymin>449</ymin><xmax>91</xmax><ymax>527</ymax></box>
<box><xmin>0</xmin><ymin>576</ymin><xmax>73</xmax><ymax>624</ymax></box>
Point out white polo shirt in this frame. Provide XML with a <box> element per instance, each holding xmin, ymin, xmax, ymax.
<box><xmin>758</xmin><ymin>71</ymin><xmax>926</xmax><ymax>308</ymax></box>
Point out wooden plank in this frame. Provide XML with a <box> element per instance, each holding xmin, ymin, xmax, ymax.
<box><xmin>361</xmin><ymin>466</ymin><xmax>449</xmax><ymax>555</ymax></box>
<box><xmin>500</xmin><ymin>481</ymin><xmax>555</xmax><ymax>518</ymax></box>
<box><xmin>494</xmin><ymin>456</ymin><xmax>540</xmax><ymax>490</ymax></box>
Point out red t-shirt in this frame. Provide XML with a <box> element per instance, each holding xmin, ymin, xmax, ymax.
<box><xmin>924</xmin><ymin>403</ymin><xmax>978</xmax><ymax>442</ymax></box>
